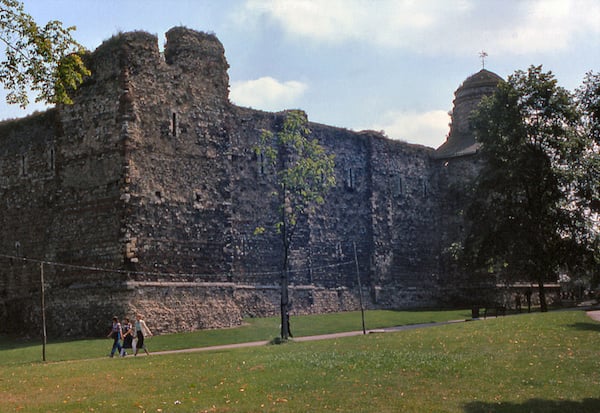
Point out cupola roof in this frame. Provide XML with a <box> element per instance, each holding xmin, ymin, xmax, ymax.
<box><xmin>435</xmin><ymin>69</ymin><xmax>503</xmax><ymax>158</ymax></box>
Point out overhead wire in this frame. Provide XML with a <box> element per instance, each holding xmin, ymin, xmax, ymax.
<box><xmin>0</xmin><ymin>252</ymin><xmax>357</xmax><ymax>280</ymax></box>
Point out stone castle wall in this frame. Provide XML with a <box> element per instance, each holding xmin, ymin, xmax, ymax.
<box><xmin>0</xmin><ymin>28</ymin><xmax>482</xmax><ymax>337</ymax></box>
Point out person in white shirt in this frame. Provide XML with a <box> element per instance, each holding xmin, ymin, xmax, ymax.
<box><xmin>133</xmin><ymin>313</ymin><xmax>153</xmax><ymax>356</ymax></box>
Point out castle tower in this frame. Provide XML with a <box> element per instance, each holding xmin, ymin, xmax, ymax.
<box><xmin>433</xmin><ymin>69</ymin><xmax>503</xmax><ymax>305</ymax></box>
<box><xmin>436</xmin><ymin>69</ymin><xmax>503</xmax><ymax>158</ymax></box>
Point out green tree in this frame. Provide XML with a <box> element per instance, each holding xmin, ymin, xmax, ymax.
<box><xmin>462</xmin><ymin>65</ymin><xmax>598</xmax><ymax>311</ymax></box>
<box><xmin>0</xmin><ymin>0</ymin><xmax>89</xmax><ymax>107</ymax></box>
<box><xmin>574</xmin><ymin>71</ymin><xmax>600</xmax><ymax>288</ymax></box>
<box><xmin>255</xmin><ymin>110</ymin><xmax>335</xmax><ymax>340</ymax></box>
<box><xmin>576</xmin><ymin>71</ymin><xmax>600</xmax><ymax>210</ymax></box>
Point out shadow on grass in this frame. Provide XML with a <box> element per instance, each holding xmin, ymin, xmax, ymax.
<box><xmin>464</xmin><ymin>398</ymin><xmax>600</xmax><ymax>413</ymax></box>
<box><xmin>0</xmin><ymin>335</ymin><xmax>40</xmax><ymax>351</ymax></box>
<box><xmin>568</xmin><ymin>322</ymin><xmax>600</xmax><ymax>332</ymax></box>
<box><xmin>0</xmin><ymin>334</ymin><xmax>85</xmax><ymax>351</ymax></box>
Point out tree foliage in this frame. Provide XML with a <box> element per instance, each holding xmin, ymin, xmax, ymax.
<box><xmin>462</xmin><ymin>65</ymin><xmax>599</xmax><ymax>311</ymax></box>
<box><xmin>0</xmin><ymin>0</ymin><xmax>90</xmax><ymax>107</ymax></box>
<box><xmin>576</xmin><ymin>72</ymin><xmax>600</xmax><ymax>213</ymax></box>
<box><xmin>255</xmin><ymin>110</ymin><xmax>336</xmax><ymax>339</ymax></box>
<box><xmin>575</xmin><ymin>71</ymin><xmax>600</xmax><ymax>286</ymax></box>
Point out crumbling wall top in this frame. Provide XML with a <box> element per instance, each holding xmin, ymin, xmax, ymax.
<box><xmin>164</xmin><ymin>27</ymin><xmax>230</xmax><ymax>100</ymax></box>
<box><xmin>164</xmin><ymin>27</ymin><xmax>225</xmax><ymax>65</ymax></box>
<box><xmin>88</xmin><ymin>30</ymin><xmax>161</xmax><ymax>82</ymax></box>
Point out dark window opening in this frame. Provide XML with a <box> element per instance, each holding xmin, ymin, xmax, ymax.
<box><xmin>257</xmin><ymin>151</ymin><xmax>265</xmax><ymax>175</ymax></box>
<box><xmin>260</xmin><ymin>152</ymin><xmax>264</xmax><ymax>175</ymax></box>
<box><xmin>394</xmin><ymin>175</ymin><xmax>403</xmax><ymax>197</ymax></box>
<box><xmin>155</xmin><ymin>191</ymin><xmax>162</xmax><ymax>199</ymax></box>
<box><xmin>49</xmin><ymin>148</ymin><xmax>55</xmax><ymax>171</ymax></box>
<box><xmin>399</xmin><ymin>177</ymin><xmax>403</xmax><ymax>195</ymax></box>
<box><xmin>172</xmin><ymin>113</ymin><xmax>177</xmax><ymax>137</ymax></box>
<box><xmin>345</xmin><ymin>168</ymin><xmax>355</xmax><ymax>190</ymax></box>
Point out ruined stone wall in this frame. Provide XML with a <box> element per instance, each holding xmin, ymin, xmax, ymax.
<box><xmin>367</xmin><ymin>136</ymin><xmax>443</xmax><ymax>307</ymax></box>
<box><xmin>89</xmin><ymin>29</ymin><xmax>244</xmax><ymax>331</ymax></box>
<box><xmin>106</xmin><ymin>24</ymin><xmax>455</xmax><ymax>324</ymax></box>
<box><xmin>228</xmin><ymin>118</ymin><xmax>375</xmax><ymax>289</ymax></box>
<box><xmin>0</xmin><ymin>27</ymin><xmax>484</xmax><ymax>337</ymax></box>
<box><xmin>305</xmin><ymin>127</ymin><xmax>374</xmax><ymax>290</ymax></box>
<box><xmin>0</xmin><ymin>29</ymin><xmax>140</xmax><ymax>336</ymax></box>
<box><xmin>113</xmin><ymin>29</ymin><xmax>234</xmax><ymax>279</ymax></box>
<box><xmin>0</xmin><ymin>112</ymin><xmax>61</xmax><ymax>333</ymax></box>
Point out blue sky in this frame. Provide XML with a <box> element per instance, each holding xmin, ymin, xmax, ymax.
<box><xmin>2</xmin><ymin>0</ymin><xmax>599</xmax><ymax>148</ymax></box>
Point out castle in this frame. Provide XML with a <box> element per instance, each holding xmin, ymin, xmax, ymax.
<box><xmin>0</xmin><ymin>28</ymin><xmax>503</xmax><ymax>337</ymax></box>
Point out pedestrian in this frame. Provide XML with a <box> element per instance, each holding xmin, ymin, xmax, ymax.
<box><xmin>121</xmin><ymin>317</ymin><xmax>134</xmax><ymax>356</ymax></box>
<box><xmin>107</xmin><ymin>316</ymin><xmax>123</xmax><ymax>358</ymax></box>
<box><xmin>134</xmin><ymin>313</ymin><xmax>153</xmax><ymax>356</ymax></box>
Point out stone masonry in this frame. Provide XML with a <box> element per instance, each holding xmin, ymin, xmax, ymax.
<box><xmin>0</xmin><ymin>28</ymin><xmax>502</xmax><ymax>337</ymax></box>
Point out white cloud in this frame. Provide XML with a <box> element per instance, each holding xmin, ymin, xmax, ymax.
<box><xmin>239</xmin><ymin>0</ymin><xmax>600</xmax><ymax>56</ymax></box>
<box><xmin>494</xmin><ymin>0</ymin><xmax>600</xmax><ymax>54</ymax></box>
<box><xmin>229</xmin><ymin>77</ymin><xmax>308</xmax><ymax>111</ymax></box>
<box><xmin>368</xmin><ymin>110</ymin><xmax>451</xmax><ymax>148</ymax></box>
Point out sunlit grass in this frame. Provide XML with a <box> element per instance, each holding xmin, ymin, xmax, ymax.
<box><xmin>1</xmin><ymin>310</ymin><xmax>598</xmax><ymax>412</ymax></box>
<box><xmin>0</xmin><ymin>309</ymin><xmax>470</xmax><ymax>365</ymax></box>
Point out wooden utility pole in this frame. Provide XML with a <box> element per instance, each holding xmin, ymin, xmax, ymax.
<box><xmin>353</xmin><ymin>242</ymin><xmax>366</xmax><ymax>335</ymax></box>
<box><xmin>40</xmin><ymin>262</ymin><xmax>47</xmax><ymax>362</ymax></box>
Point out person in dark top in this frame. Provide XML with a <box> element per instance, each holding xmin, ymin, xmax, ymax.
<box><xmin>121</xmin><ymin>317</ymin><xmax>133</xmax><ymax>356</ymax></box>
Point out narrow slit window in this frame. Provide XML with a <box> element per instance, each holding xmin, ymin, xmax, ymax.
<box><xmin>172</xmin><ymin>113</ymin><xmax>177</xmax><ymax>137</ymax></box>
<box><xmin>345</xmin><ymin>168</ymin><xmax>355</xmax><ymax>190</ymax></box>
<box><xmin>394</xmin><ymin>175</ymin><xmax>403</xmax><ymax>197</ymax></box>
<box><xmin>21</xmin><ymin>155</ymin><xmax>27</xmax><ymax>176</ymax></box>
<box><xmin>256</xmin><ymin>150</ymin><xmax>265</xmax><ymax>175</ymax></box>
<box><xmin>49</xmin><ymin>148</ymin><xmax>55</xmax><ymax>171</ymax></box>
<box><xmin>260</xmin><ymin>152</ymin><xmax>264</xmax><ymax>175</ymax></box>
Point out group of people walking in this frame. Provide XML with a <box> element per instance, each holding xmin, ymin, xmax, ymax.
<box><xmin>108</xmin><ymin>314</ymin><xmax>153</xmax><ymax>357</ymax></box>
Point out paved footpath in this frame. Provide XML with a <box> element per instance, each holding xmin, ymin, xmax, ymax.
<box><xmin>149</xmin><ymin>319</ymin><xmax>467</xmax><ymax>356</ymax></box>
<box><xmin>587</xmin><ymin>310</ymin><xmax>600</xmax><ymax>322</ymax></box>
<box><xmin>140</xmin><ymin>311</ymin><xmax>600</xmax><ymax>357</ymax></box>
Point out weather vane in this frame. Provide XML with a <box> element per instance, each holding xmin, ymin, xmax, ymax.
<box><xmin>479</xmin><ymin>51</ymin><xmax>488</xmax><ymax>69</ymax></box>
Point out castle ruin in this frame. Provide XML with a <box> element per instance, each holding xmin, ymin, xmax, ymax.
<box><xmin>0</xmin><ymin>28</ymin><xmax>503</xmax><ymax>337</ymax></box>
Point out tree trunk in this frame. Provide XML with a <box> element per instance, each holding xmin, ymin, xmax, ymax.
<box><xmin>537</xmin><ymin>279</ymin><xmax>548</xmax><ymax>312</ymax></box>
<box><xmin>280</xmin><ymin>262</ymin><xmax>290</xmax><ymax>340</ymax></box>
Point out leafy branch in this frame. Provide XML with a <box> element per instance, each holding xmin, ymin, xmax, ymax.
<box><xmin>0</xmin><ymin>0</ymin><xmax>90</xmax><ymax>107</ymax></box>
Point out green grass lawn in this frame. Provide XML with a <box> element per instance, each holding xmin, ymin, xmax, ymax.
<box><xmin>0</xmin><ymin>309</ymin><xmax>470</xmax><ymax>365</ymax></box>
<box><xmin>1</xmin><ymin>309</ymin><xmax>599</xmax><ymax>412</ymax></box>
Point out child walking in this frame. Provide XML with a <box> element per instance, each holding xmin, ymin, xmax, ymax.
<box><xmin>107</xmin><ymin>316</ymin><xmax>123</xmax><ymax>358</ymax></box>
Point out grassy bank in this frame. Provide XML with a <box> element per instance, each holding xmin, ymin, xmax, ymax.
<box><xmin>0</xmin><ymin>309</ymin><xmax>470</xmax><ymax>365</ymax></box>
<box><xmin>1</xmin><ymin>310</ymin><xmax>598</xmax><ymax>412</ymax></box>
